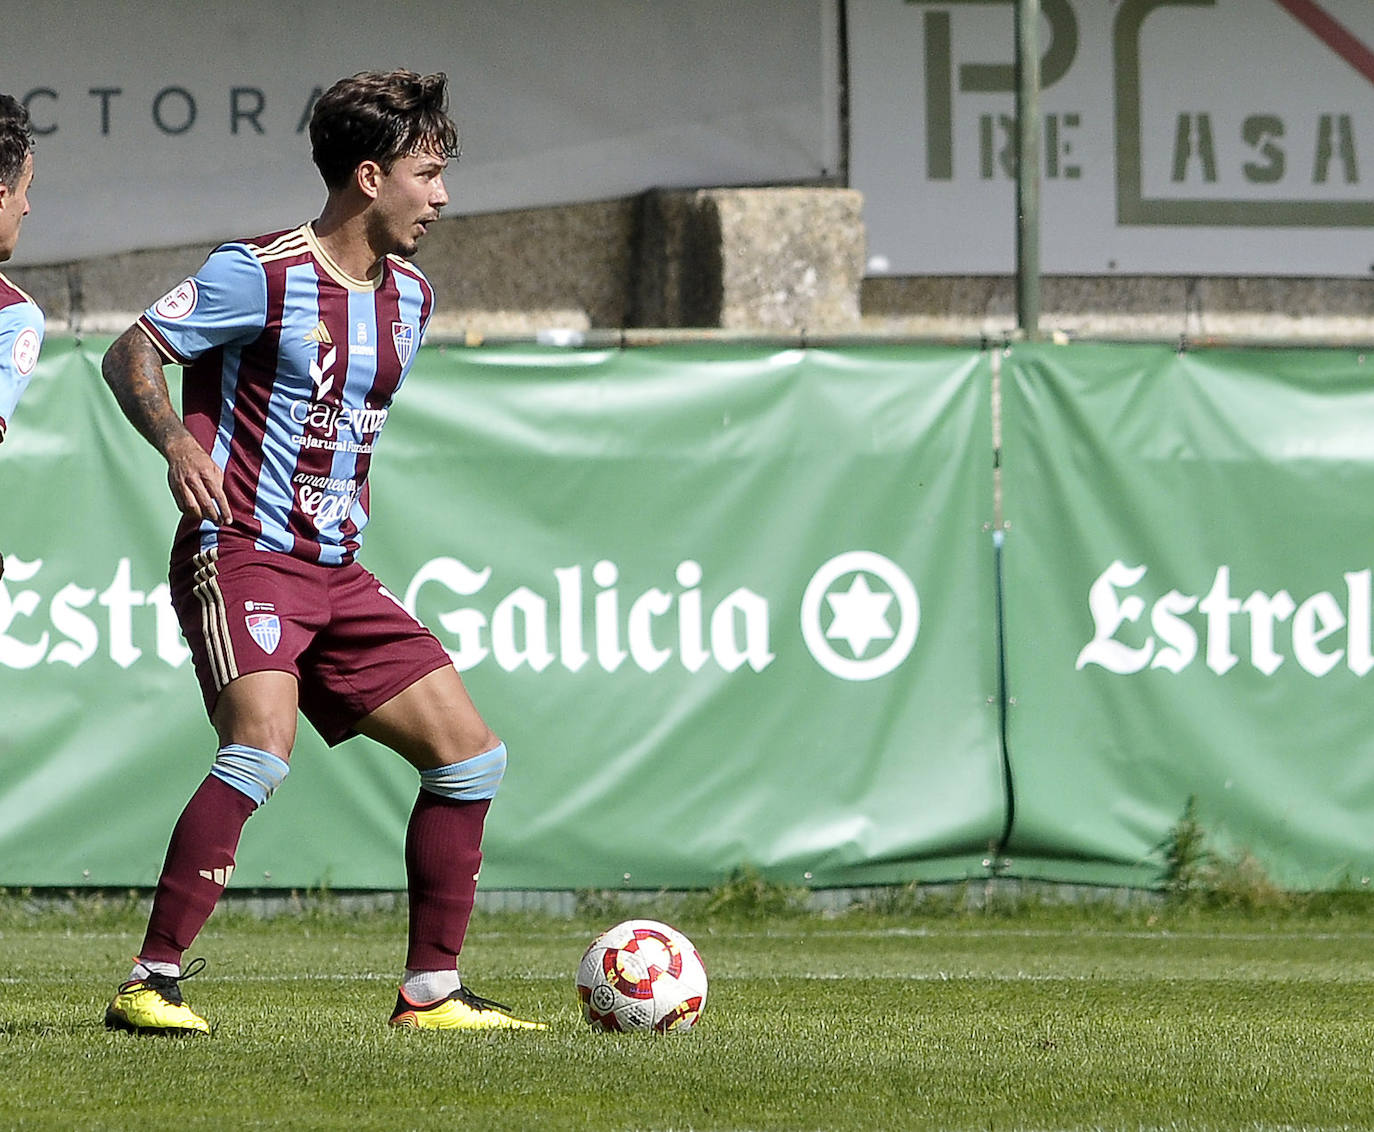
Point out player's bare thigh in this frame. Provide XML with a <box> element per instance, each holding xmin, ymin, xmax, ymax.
<box><xmin>355</xmin><ymin>666</ymin><xmax>499</xmax><ymax>772</ymax></box>
<box><xmin>212</xmin><ymin>670</ymin><xmax>301</xmax><ymax>760</ymax></box>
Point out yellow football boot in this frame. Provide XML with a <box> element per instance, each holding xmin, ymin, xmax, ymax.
<box><xmin>389</xmin><ymin>985</ymin><xmax>545</xmax><ymax>1031</ymax></box>
<box><xmin>104</xmin><ymin>957</ymin><xmax>210</xmax><ymax>1036</ymax></box>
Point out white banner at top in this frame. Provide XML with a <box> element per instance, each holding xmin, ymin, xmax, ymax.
<box><xmin>850</xmin><ymin>0</ymin><xmax>1374</xmax><ymax>276</ymax></box>
<box><xmin>7</xmin><ymin>0</ymin><xmax>838</xmax><ymax>266</ymax></box>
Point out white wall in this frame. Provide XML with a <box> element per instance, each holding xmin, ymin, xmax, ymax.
<box><xmin>7</xmin><ymin>0</ymin><xmax>838</xmax><ymax>265</ymax></box>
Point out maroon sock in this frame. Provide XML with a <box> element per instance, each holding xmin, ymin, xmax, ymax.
<box><xmin>404</xmin><ymin>791</ymin><xmax>490</xmax><ymax>971</ymax></box>
<box><xmin>138</xmin><ymin>774</ymin><xmax>258</xmax><ymax>966</ymax></box>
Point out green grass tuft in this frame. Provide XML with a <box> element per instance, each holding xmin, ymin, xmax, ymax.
<box><xmin>701</xmin><ymin>864</ymin><xmax>810</xmax><ymax>918</ymax></box>
<box><xmin>1157</xmin><ymin>798</ymin><xmax>1374</xmax><ymax>917</ymax></box>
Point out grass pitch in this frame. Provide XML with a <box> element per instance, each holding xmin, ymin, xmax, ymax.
<box><xmin>4</xmin><ymin>890</ymin><xmax>1374</xmax><ymax>1130</ymax></box>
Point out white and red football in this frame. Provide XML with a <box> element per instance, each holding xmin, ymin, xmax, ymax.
<box><xmin>575</xmin><ymin>919</ymin><xmax>707</xmax><ymax>1033</ymax></box>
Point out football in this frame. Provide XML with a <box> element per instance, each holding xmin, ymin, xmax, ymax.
<box><xmin>576</xmin><ymin>918</ymin><xmax>708</xmax><ymax>1032</ymax></box>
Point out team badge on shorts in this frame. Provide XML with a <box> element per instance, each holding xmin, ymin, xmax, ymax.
<box><xmin>392</xmin><ymin>321</ymin><xmax>415</xmax><ymax>366</ymax></box>
<box><xmin>246</xmin><ymin>612</ymin><xmax>282</xmax><ymax>654</ymax></box>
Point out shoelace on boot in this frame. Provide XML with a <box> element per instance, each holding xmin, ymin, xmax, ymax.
<box><xmin>455</xmin><ymin>984</ymin><xmax>511</xmax><ymax>1012</ymax></box>
<box><xmin>124</xmin><ymin>955</ymin><xmax>207</xmax><ymax>1005</ymax></box>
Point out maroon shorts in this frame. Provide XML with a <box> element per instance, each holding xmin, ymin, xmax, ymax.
<box><xmin>169</xmin><ymin>541</ymin><xmax>453</xmax><ymax>745</ymax></box>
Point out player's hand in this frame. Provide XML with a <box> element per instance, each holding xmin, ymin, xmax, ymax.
<box><xmin>165</xmin><ymin>434</ymin><xmax>233</xmax><ymax>525</ymax></box>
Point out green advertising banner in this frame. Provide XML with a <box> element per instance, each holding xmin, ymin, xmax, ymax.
<box><xmin>1000</xmin><ymin>343</ymin><xmax>1374</xmax><ymax>888</ymax></box>
<box><xmin>1</xmin><ymin>340</ymin><xmax>1003</xmax><ymax>889</ymax></box>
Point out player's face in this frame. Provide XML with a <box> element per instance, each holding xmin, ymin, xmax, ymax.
<box><xmin>0</xmin><ymin>151</ymin><xmax>34</xmax><ymax>263</ymax></box>
<box><xmin>369</xmin><ymin>147</ymin><xmax>449</xmax><ymax>259</ymax></box>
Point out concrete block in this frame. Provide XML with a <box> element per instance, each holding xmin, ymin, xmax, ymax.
<box><xmin>861</xmin><ymin>274</ymin><xmax>1374</xmax><ymax>344</ymax></box>
<box><xmin>416</xmin><ymin>198</ymin><xmax>638</xmax><ymax>336</ymax></box>
<box><xmin>632</xmin><ymin>187</ymin><xmax>865</xmax><ymax>332</ymax></box>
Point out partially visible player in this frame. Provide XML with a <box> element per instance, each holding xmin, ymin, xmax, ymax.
<box><xmin>0</xmin><ymin>93</ymin><xmax>44</xmax><ymax>581</ymax></box>
<box><xmin>99</xmin><ymin>70</ymin><xmax>542</xmax><ymax>1035</ymax></box>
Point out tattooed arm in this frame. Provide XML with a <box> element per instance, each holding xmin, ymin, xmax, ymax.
<box><xmin>101</xmin><ymin>326</ymin><xmax>233</xmax><ymax>524</ymax></box>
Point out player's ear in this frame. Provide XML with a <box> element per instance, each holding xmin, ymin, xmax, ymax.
<box><xmin>355</xmin><ymin>160</ymin><xmax>384</xmax><ymax>201</ymax></box>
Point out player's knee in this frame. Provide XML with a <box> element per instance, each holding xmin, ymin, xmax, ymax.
<box><xmin>418</xmin><ymin>742</ymin><xmax>507</xmax><ymax>801</ymax></box>
<box><xmin>211</xmin><ymin>743</ymin><xmax>290</xmax><ymax>808</ymax></box>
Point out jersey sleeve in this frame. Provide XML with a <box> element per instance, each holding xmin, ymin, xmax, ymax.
<box><xmin>0</xmin><ymin>299</ymin><xmax>45</xmax><ymax>443</ymax></box>
<box><xmin>137</xmin><ymin>242</ymin><xmax>268</xmax><ymax>364</ymax></box>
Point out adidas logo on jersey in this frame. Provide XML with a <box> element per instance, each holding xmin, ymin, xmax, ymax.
<box><xmin>199</xmin><ymin>865</ymin><xmax>235</xmax><ymax>886</ymax></box>
<box><xmin>304</xmin><ymin>320</ymin><xmax>333</xmax><ymax>346</ymax></box>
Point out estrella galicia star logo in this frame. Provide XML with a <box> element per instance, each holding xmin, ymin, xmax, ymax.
<box><xmin>800</xmin><ymin>551</ymin><xmax>919</xmax><ymax>681</ymax></box>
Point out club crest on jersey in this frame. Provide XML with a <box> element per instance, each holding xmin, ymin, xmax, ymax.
<box><xmin>245</xmin><ymin>613</ymin><xmax>282</xmax><ymax>655</ymax></box>
<box><xmin>392</xmin><ymin>321</ymin><xmax>416</xmax><ymax>366</ymax></box>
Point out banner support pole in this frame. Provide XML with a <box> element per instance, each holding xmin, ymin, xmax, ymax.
<box><xmin>1015</xmin><ymin>0</ymin><xmax>1042</xmax><ymax>340</ymax></box>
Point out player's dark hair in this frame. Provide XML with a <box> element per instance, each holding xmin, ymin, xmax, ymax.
<box><xmin>309</xmin><ymin>70</ymin><xmax>459</xmax><ymax>190</ymax></box>
<box><xmin>0</xmin><ymin>94</ymin><xmax>35</xmax><ymax>190</ymax></box>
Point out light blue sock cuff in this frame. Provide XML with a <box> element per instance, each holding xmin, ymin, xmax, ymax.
<box><xmin>211</xmin><ymin>744</ymin><xmax>291</xmax><ymax>808</ymax></box>
<box><xmin>419</xmin><ymin>743</ymin><xmax>507</xmax><ymax>801</ymax></box>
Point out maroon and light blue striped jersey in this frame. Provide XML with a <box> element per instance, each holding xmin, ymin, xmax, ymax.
<box><xmin>0</xmin><ymin>272</ymin><xmax>44</xmax><ymax>444</ymax></box>
<box><xmin>139</xmin><ymin>224</ymin><xmax>434</xmax><ymax>566</ymax></box>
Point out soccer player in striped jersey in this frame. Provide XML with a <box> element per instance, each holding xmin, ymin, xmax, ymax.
<box><xmin>100</xmin><ymin>70</ymin><xmax>542</xmax><ymax>1035</ymax></box>
<box><xmin>0</xmin><ymin>93</ymin><xmax>44</xmax><ymax>583</ymax></box>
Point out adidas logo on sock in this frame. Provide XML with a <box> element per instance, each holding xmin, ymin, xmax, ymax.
<box><xmin>199</xmin><ymin>865</ymin><xmax>234</xmax><ymax>886</ymax></box>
